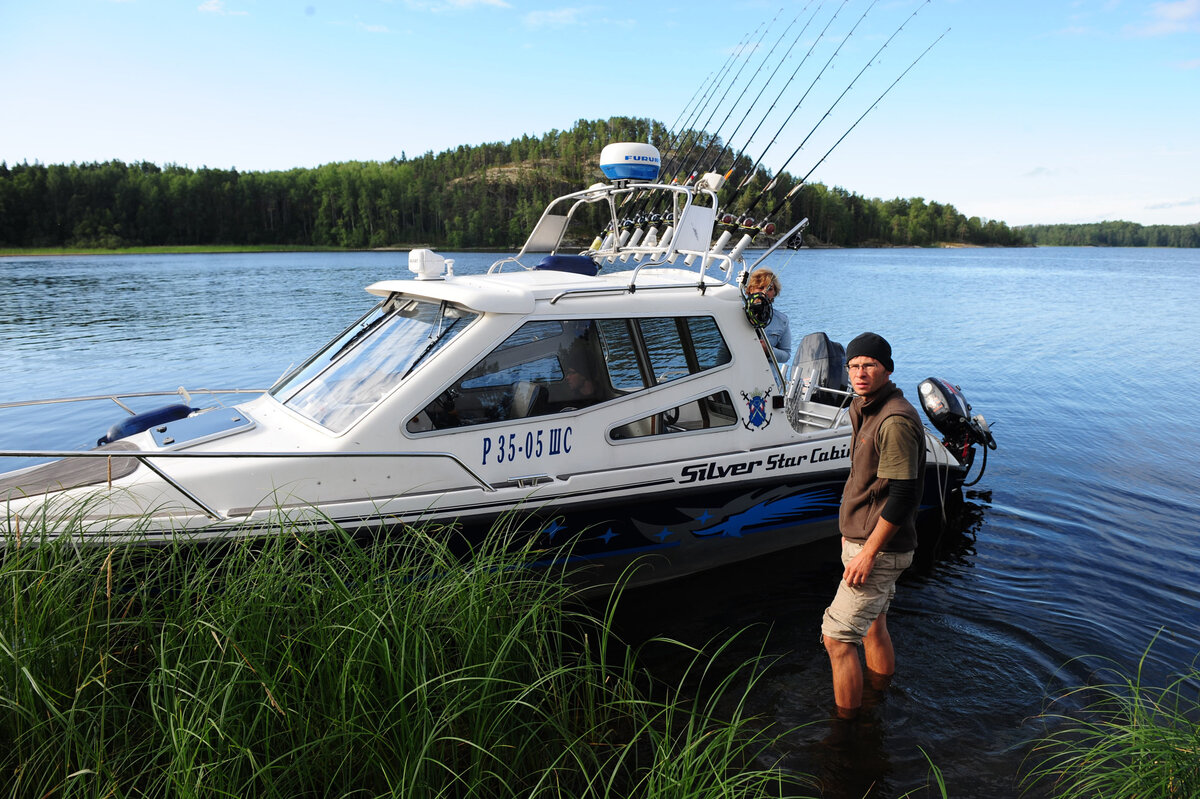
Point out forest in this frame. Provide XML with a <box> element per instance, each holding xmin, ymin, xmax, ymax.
<box><xmin>1</xmin><ymin>116</ymin><xmax>1190</xmax><ymax>251</ymax></box>
<box><xmin>1017</xmin><ymin>220</ymin><xmax>1200</xmax><ymax>248</ymax></box>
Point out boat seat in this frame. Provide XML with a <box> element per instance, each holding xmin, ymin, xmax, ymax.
<box><xmin>509</xmin><ymin>380</ymin><xmax>548</xmax><ymax>419</ymax></box>
<box><xmin>609</xmin><ymin>416</ymin><xmax>657</xmax><ymax>440</ymax></box>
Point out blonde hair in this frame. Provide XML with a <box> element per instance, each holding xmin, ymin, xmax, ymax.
<box><xmin>747</xmin><ymin>268</ymin><xmax>781</xmax><ymax>296</ymax></box>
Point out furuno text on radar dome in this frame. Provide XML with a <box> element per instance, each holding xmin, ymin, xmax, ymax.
<box><xmin>599</xmin><ymin>142</ymin><xmax>660</xmax><ymax>181</ymax></box>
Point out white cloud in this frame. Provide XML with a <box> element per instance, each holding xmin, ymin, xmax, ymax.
<box><xmin>1147</xmin><ymin>197</ymin><xmax>1200</xmax><ymax>211</ymax></box>
<box><xmin>403</xmin><ymin>0</ymin><xmax>510</xmax><ymax>10</ymax></box>
<box><xmin>524</xmin><ymin>7</ymin><xmax>589</xmax><ymax>28</ymax></box>
<box><xmin>198</xmin><ymin>0</ymin><xmax>248</xmax><ymax>16</ymax></box>
<box><xmin>596</xmin><ymin>15</ymin><xmax>636</xmax><ymax>29</ymax></box>
<box><xmin>1154</xmin><ymin>0</ymin><xmax>1200</xmax><ymax>21</ymax></box>
<box><xmin>1126</xmin><ymin>0</ymin><xmax>1200</xmax><ymax>35</ymax></box>
<box><xmin>1024</xmin><ymin>166</ymin><xmax>1076</xmax><ymax>179</ymax></box>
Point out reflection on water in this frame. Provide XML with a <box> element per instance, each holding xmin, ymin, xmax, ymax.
<box><xmin>4</xmin><ymin>247</ymin><xmax>1200</xmax><ymax>797</ymax></box>
<box><xmin>611</xmin><ymin>491</ymin><xmax>1050</xmax><ymax>798</ymax></box>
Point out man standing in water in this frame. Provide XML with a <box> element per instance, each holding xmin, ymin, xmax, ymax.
<box><xmin>822</xmin><ymin>332</ymin><xmax>925</xmax><ymax>719</ymax></box>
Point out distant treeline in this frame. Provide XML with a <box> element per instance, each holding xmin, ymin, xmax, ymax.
<box><xmin>0</xmin><ymin>116</ymin><xmax>1067</xmax><ymax>251</ymax></box>
<box><xmin>1018</xmin><ymin>220</ymin><xmax>1200</xmax><ymax>248</ymax></box>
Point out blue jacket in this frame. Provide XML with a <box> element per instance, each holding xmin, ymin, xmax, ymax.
<box><xmin>764</xmin><ymin>307</ymin><xmax>792</xmax><ymax>363</ymax></box>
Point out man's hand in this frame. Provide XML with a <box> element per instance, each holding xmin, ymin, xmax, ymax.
<box><xmin>843</xmin><ymin>515</ymin><xmax>899</xmax><ymax>587</ymax></box>
<box><xmin>843</xmin><ymin>545</ymin><xmax>877</xmax><ymax>587</ymax></box>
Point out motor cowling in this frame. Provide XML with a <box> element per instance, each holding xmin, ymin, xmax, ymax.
<box><xmin>918</xmin><ymin>377</ymin><xmax>996</xmax><ymax>458</ymax></box>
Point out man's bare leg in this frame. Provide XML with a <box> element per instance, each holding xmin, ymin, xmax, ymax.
<box><xmin>823</xmin><ymin>634</ymin><xmax>862</xmax><ymax>718</ymax></box>
<box><xmin>862</xmin><ymin>612</ymin><xmax>895</xmax><ymax>680</ymax></box>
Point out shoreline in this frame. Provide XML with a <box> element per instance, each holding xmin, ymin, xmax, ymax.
<box><xmin>0</xmin><ymin>244</ymin><xmax>515</xmax><ymax>258</ymax></box>
<box><xmin>1</xmin><ymin>241</ymin><xmax>1033</xmax><ymax>258</ymax></box>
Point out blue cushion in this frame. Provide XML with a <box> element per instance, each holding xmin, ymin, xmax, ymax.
<box><xmin>534</xmin><ymin>254</ymin><xmax>599</xmax><ymax>276</ymax></box>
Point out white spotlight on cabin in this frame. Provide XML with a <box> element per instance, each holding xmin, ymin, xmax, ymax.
<box><xmin>408</xmin><ymin>248</ymin><xmax>448</xmax><ymax>280</ymax></box>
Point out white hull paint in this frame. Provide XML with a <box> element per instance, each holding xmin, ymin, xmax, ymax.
<box><xmin>1</xmin><ymin>158</ymin><xmax>986</xmax><ymax>588</ymax></box>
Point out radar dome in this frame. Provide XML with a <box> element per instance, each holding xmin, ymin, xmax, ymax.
<box><xmin>599</xmin><ymin>142</ymin><xmax>661</xmax><ymax>181</ymax></box>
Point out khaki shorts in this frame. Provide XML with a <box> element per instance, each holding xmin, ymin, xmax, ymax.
<box><xmin>821</xmin><ymin>539</ymin><xmax>914</xmax><ymax>645</ymax></box>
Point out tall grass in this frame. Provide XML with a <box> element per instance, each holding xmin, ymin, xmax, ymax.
<box><xmin>0</xmin><ymin>508</ymin><xmax>808</xmax><ymax>798</ymax></box>
<box><xmin>1022</xmin><ymin>637</ymin><xmax>1200</xmax><ymax>798</ymax></box>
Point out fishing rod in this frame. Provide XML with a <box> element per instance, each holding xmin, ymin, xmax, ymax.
<box><xmin>683</xmin><ymin>0</ymin><xmax>827</xmax><ymax>246</ymax></box>
<box><xmin>663</xmin><ymin>69</ymin><xmax>717</xmax><ymax>147</ymax></box>
<box><xmin>655</xmin><ymin>69</ymin><xmax>732</xmax><ymax>185</ymax></box>
<box><xmin>700</xmin><ymin>0</ymin><xmax>861</xmax><ymax>242</ymax></box>
<box><xmin>650</xmin><ymin>3</ymin><xmax>848</xmax><ymax>235</ymax></box>
<box><xmin>602</xmin><ymin>4</ymin><xmax>942</xmax><ymax>263</ymax></box>
<box><xmin>692</xmin><ymin>0</ymin><xmax>843</xmax><ymax>239</ymax></box>
<box><xmin>666</xmin><ymin>8</ymin><xmax>782</xmax><ymax>185</ymax></box>
<box><xmin>625</xmin><ymin>8</ymin><xmax>804</xmax><ymax>233</ymax></box>
<box><xmin>659</xmin><ymin>18</ymin><xmax>768</xmax><ymax>181</ymax></box>
<box><xmin>737</xmin><ymin>0</ymin><xmax>930</xmax><ymax>221</ymax></box>
<box><xmin>680</xmin><ymin>9</ymin><xmax>805</xmax><ymax>186</ymax></box>
<box><xmin>727</xmin><ymin>0</ymin><xmax>869</xmax><ymax>202</ymax></box>
<box><xmin>664</xmin><ymin>25</ymin><xmax>757</xmax><ymax>164</ymax></box>
<box><xmin>704</xmin><ymin>0</ymin><xmax>824</xmax><ymax>180</ymax></box>
<box><xmin>707</xmin><ymin>21</ymin><xmax>947</xmax><ymax>266</ymax></box>
<box><xmin>630</xmin><ymin>0</ymin><xmax>850</xmax><ymax>253</ymax></box>
<box><xmin>610</xmin><ymin>16</ymin><xmax>769</xmax><ymax>231</ymax></box>
<box><xmin>756</xmin><ymin>27</ymin><xmax>951</xmax><ymax>230</ymax></box>
<box><xmin>721</xmin><ymin>0</ymin><xmax>835</xmax><ymax>173</ymax></box>
<box><xmin>610</xmin><ymin>10</ymin><xmax>782</xmax><ymax>244</ymax></box>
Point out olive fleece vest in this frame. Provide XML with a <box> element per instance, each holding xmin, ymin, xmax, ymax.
<box><xmin>839</xmin><ymin>381</ymin><xmax>925</xmax><ymax>552</ymax></box>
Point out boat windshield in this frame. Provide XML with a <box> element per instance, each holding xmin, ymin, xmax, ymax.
<box><xmin>272</xmin><ymin>296</ymin><xmax>477</xmax><ymax>432</ymax></box>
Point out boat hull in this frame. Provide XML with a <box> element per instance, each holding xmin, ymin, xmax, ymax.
<box><xmin>1</xmin><ymin>456</ymin><xmax>964</xmax><ymax>591</ymax></box>
<box><xmin>431</xmin><ymin>465</ymin><xmax>961</xmax><ymax>590</ymax></box>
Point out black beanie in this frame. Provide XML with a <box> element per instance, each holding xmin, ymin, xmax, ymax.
<box><xmin>846</xmin><ymin>332</ymin><xmax>894</xmax><ymax>372</ymax></box>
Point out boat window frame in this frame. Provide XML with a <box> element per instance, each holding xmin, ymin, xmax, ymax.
<box><xmin>271</xmin><ymin>293</ymin><xmax>479</xmax><ymax>433</ymax></box>
<box><xmin>406</xmin><ymin>312</ymin><xmax>732</xmax><ymax>435</ymax></box>
<box><xmin>609</xmin><ymin>389</ymin><xmax>739</xmax><ymax>442</ymax></box>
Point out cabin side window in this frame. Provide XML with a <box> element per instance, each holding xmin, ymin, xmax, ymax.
<box><xmin>636</xmin><ymin>316</ymin><xmax>730</xmax><ymax>383</ymax></box>
<box><xmin>407</xmin><ymin>315</ymin><xmax>731</xmax><ymax>433</ymax></box>
<box><xmin>609</xmin><ymin>391</ymin><xmax>739</xmax><ymax>441</ymax></box>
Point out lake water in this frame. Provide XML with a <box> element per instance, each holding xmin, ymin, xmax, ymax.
<box><xmin>3</xmin><ymin>247</ymin><xmax>1199</xmax><ymax>797</ymax></box>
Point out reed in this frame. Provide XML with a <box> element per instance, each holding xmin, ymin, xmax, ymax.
<box><xmin>1021</xmin><ymin>637</ymin><xmax>1200</xmax><ymax>798</ymax></box>
<box><xmin>0</xmin><ymin>507</ymin><xmax>808</xmax><ymax>798</ymax></box>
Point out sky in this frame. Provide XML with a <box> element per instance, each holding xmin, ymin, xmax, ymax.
<box><xmin>2</xmin><ymin>0</ymin><xmax>1198</xmax><ymax>227</ymax></box>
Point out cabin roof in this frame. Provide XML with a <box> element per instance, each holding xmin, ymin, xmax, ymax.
<box><xmin>366</xmin><ymin>264</ymin><xmax>740</xmax><ymax>315</ymax></box>
<box><xmin>366</xmin><ymin>275</ymin><xmax>536</xmax><ymax>313</ymax></box>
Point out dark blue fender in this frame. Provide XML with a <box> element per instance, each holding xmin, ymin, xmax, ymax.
<box><xmin>98</xmin><ymin>403</ymin><xmax>196</xmax><ymax>446</ymax></box>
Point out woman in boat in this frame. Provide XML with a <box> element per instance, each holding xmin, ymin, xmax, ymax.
<box><xmin>747</xmin><ymin>267</ymin><xmax>791</xmax><ymax>363</ymax></box>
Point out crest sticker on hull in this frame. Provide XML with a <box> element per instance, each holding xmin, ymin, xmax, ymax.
<box><xmin>741</xmin><ymin>387</ymin><xmax>773</xmax><ymax>430</ymax></box>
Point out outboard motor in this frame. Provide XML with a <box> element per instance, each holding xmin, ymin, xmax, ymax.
<box><xmin>789</xmin><ymin>331</ymin><xmax>847</xmax><ymax>406</ymax></box>
<box><xmin>918</xmin><ymin>377</ymin><xmax>996</xmax><ymax>468</ymax></box>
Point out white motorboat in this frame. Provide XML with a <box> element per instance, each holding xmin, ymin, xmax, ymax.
<box><xmin>0</xmin><ymin>144</ymin><xmax>995</xmax><ymax>588</ymax></box>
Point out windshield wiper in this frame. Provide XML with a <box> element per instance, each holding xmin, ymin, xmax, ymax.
<box><xmin>326</xmin><ymin>311</ymin><xmax>390</xmax><ymax>366</ymax></box>
<box><xmin>402</xmin><ymin>303</ymin><xmax>460</xmax><ymax>380</ymax></box>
